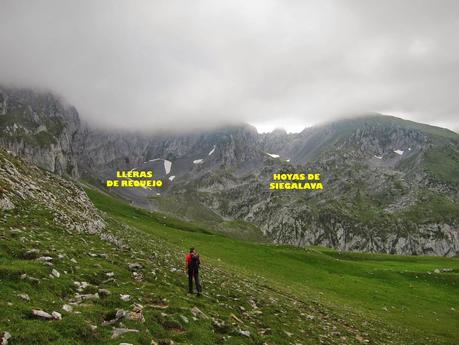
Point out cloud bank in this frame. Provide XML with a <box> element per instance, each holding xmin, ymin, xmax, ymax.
<box><xmin>1</xmin><ymin>0</ymin><xmax>458</xmax><ymax>132</ymax></box>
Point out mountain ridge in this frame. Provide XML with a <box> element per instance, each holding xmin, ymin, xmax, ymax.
<box><xmin>1</xmin><ymin>86</ymin><xmax>458</xmax><ymax>256</ymax></box>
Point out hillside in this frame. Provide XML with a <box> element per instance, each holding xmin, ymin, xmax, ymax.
<box><xmin>1</xmin><ymin>149</ymin><xmax>459</xmax><ymax>344</ymax></box>
<box><xmin>1</xmin><ymin>87</ymin><xmax>459</xmax><ymax>256</ymax></box>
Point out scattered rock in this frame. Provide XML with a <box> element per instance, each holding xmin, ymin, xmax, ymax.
<box><xmin>24</xmin><ymin>249</ymin><xmax>40</xmax><ymax>259</ymax></box>
<box><xmin>116</xmin><ymin>309</ymin><xmax>128</xmax><ymax>319</ymax></box>
<box><xmin>17</xmin><ymin>293</ymin><xmax>30</xmax><ymax>301</ymax></box>
<box><xmin>127</xmin><ymin>304</ymin><xmax>144</xmax><ymax>323</ymax></box>
<box><xmin>31</xmin><ymin>309</ymin><xmax>53</xmax><ymax>320</ymax></box>
<box><xmin>259</xmin><ymin>328</ymin><xmax>271</xmax><ymax>336</ymax></box>
<box><xmin>22</xmin><ymin>275</ymin><xmax>40</xmax><ymax>284</ymax></box>
<box><xmin>132</xmin><ymin>271</ymin><xmax>143</xmax><ymax>282</ymax></box>
<box><xmin>98</xmin><ymin>288</ymin><xmax>111</xmax><ymax>297</ymax></box>
<box><xmin>1</xmin><ymin>331</ymin><xmax>12</xmax><ymax>345</ymax></box>
<box><xmin>0</xmin><ymin>331</ymin><xmax>11</xmax><ymax>345</ymax></box>
<box><xmin>51</xmin><ymin>311</ymin><xmax>62</xmax><ymax>320</ymax></box>
<box><xmin>150</xmin><ymin>298</ymin><xmax>168</xmax><ymax>309</ymax></box>
<box><xmin>102</xmin><ymin>309</ymin><xmax>127</xmax><ymax>326</ymax></box>
<box><xmin>51</xmin><ymin>269</ymin><xmax>60</xmax><ymax>278</ymax></box>
<box><xmin>62</xmin><ymin>304</ymin><xmax>73</xmax><ymax>313</ymax></box>
<box><xmin>230</xmin><ymin>313</ymin><xmax>243</xmax><ymax>324</ymax></box>
<box><xmin>212</xmin><ymin>318</ymin><xmax>230</xmax><ymax>333</ymax></box>
<box><xmin>128</xmin><ymin>263</ymin><xmax>143</xmax><ymax>271</ymax></box>
<box><xmin>111</xmin><ymin>328</ymin><xmax>139</xmax><ymax>339</ymax></box>
<box><xmin>74</xmin><ymin>293</ymin><xmax>99</xmax><ymax>303</ymax></box>
<box><xmin>120</xmin><ymin>294</ymin><xmax>131</xmax><ymax>302</ymax></box>
<box><xmin>158</xmin><ymin>340</ymin><xmax>174</xmax><ymax>345</ymax></box>
<box><xmin>237</xmin><ymin>329</ymin><xmax>251</xmax><ymax>337</ymax></box>
<box><xmin>126</xmin><ymin>311</ymin><xmax>145</xmax><ymax>323</ymax></box>
<box><xmin>191</xmin><ymin>306</ymin><xmax>208</xmax><ymax>320</ymax></box>
<box><xmin>355</xmin><ymin>334</ymin><xmax>370</xmax><ymax>343</ymax></box>
<box><xmin>74</xmin><ymin>281</ymin><xmax>90</xmax><ymax>291</ymax></box>
<box><xmin>36</xmin><ymin>256</ymin><xmax>53</xmax><ymax>263</ymax></box>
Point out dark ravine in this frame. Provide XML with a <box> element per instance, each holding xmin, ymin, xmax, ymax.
<box><xmin>1</xmin><ymin>86</ymin><xmax>458</xmax><ymax>256</ymax></box>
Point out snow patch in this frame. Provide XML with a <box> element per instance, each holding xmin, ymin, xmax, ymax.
<box><xmin>286</xmin><ymin>159</ymin><xmax>290</xmax><ymax>162</ymax></box>
<box><xmin>142</xmin><ymin>158</ymin><xmax>172</xmax><ymax>174</ymax></box>
<box><xmin>374</xmin><ymin>155</ymin><xmax>383</xmax><ymax>160</ymax></box>
<box><xmin>169</xmin><ymin>175</ymin><xmax>175</xmax><ymax>181</ymax></box>
<box><xmin>394</xmin><ymin>150</ymin><xmax>404</xmax><ymax>155</ymax></box>
<box><xmin>193</xmin><ymin>159</ymin><xmax>204</xmax><ymax>164</ymax></box>
<box><xmin>144</xmin><ymin>158</ymin><xmax>161</xmax><ymax>163</ymax></box>
<box><xmin>408</xmin><ymin>147</ymin><xmax>411</xmax><ymax>151</ymax></box>
<box><xmin>163</xmin><ymin>160</ymin><xmax>172</xmax><ymax>174</ymax></box>
<box><xmin>208</xmin><ymin>145</ymin><xmax>216</xmax><ymax>156</ymax></box>
<box><xmin>265</xmin><ymin>152</ymin><xmax>280</xmax><ymax>158</ymax></box>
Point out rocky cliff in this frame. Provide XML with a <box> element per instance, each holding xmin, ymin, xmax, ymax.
<box><xmin>0</xmin><ymin>87</ymin><xmax>80</xmax><ymax>177</ymax></box>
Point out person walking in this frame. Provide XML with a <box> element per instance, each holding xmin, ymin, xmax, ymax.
<box><xmin>185</xmin><ymin>247</ymin><xmax>202</xmax><ymax>296</ymax></box>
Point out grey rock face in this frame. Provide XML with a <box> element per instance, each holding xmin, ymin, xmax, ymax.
<box><xmin>0</xmin><ymin>87</ymin><xmax>80</xmax><ymax>177</ymax></box>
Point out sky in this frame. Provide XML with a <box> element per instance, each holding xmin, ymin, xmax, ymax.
<box><xmin>1</xmin><ymin>0</ymin><xmax>459</xmax><ymax>133</ymax></box>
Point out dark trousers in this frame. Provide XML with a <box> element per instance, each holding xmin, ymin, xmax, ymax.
<box><xmin>188</xmin><ymin>269</ymin><xmax>201</xmax><ymax>294</ymax></box>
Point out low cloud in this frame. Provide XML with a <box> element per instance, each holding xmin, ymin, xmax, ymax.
<box><xmin>1</xmin><ymin>0</ymin><xmax>458</xmax><ymax>131</ymax></box>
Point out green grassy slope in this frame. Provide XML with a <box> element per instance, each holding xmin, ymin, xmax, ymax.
<box><xmin>86</xmin><ymin>189</ymin><xmax>459</xmax><ymax>345</ymax></box>
<box><xmin>1</xmin><ymin>176</ymin><xmax>458</xmax><ymax>344</ymax></box>
<box><xmin>0</xmin><ymin>187</ymin><xmax>392</xmax><ymax>345</ymax></box>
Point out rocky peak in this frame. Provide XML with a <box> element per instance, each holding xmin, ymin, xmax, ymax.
<box><xmin>0</xmin><ymin>86</ymin><xmax>80</xmax><ymax>177</ymax></box>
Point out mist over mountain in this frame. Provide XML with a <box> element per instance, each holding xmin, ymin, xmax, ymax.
<box><xmin>1</xmin><ymin>87</ymin><xmax>458</xmax><ymax>256</ymax></box>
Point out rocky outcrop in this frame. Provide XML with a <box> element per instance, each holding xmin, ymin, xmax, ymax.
<box><xmin>0</xmin><ymin>149</ymin><xmax>105</xmax><ymax>235</ymax></box>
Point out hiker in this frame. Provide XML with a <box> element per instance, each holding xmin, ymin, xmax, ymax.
<box><xmin>185</xmin><ymin>247</ymin><xmax>202</xmax><ymax>296</ymax></box>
